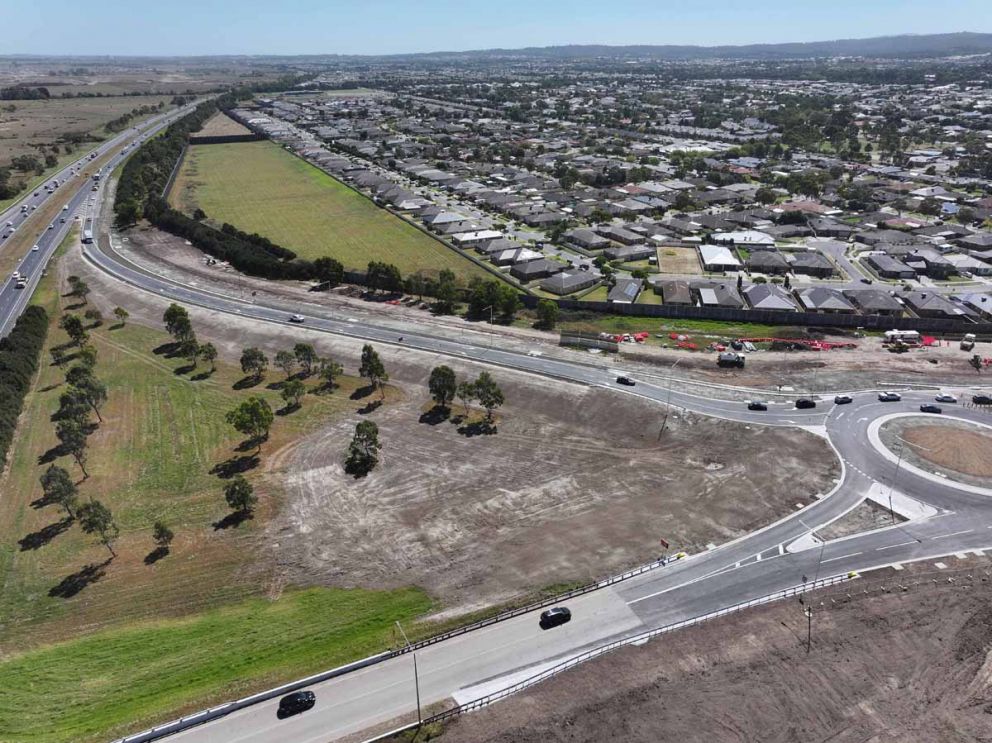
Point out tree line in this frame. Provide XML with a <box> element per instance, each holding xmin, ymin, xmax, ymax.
<box><xmin>0</xmin><ymin>306</ymin><xmax>49</xmax><ymax>468</ymax></box>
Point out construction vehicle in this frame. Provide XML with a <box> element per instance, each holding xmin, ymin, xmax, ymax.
<box><xmin>960</xmin><ymin>333</ymin><xmax>976</xmax><ymax>352</ymax></box>
<box><xmin>717</xmin><ymin>352</ymin><xmax>745</xmax><ymax>368</ymax></box>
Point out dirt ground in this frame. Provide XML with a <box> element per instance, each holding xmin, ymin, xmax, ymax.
<box><xmin>116</xmin><ymin>225</ymin><xmax>990</xmax><ymax>395</ymax></box>
<box><xmin>818</xmin><ymin>499</ymin><xmax>903</xmax><ymax>540</ymax></box>
<box><xmin>441</xmin><ymin>556</ymin><xmax>992</xmax><ymax>743</ymax></box>
<box><xmin>70</xmin><ymin>240</ymin><xmax>840</xmax><ymax>614</ymax></box>
<box><xmin>901</xmin><ymin>423</ymin><xmax>992</xmax><ymax>478</ymax></box>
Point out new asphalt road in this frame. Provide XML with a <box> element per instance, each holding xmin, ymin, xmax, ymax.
<box><xmin>3</xmin><ymin>129</ymin><xmax>991</xmax><ymax>742</ymax></box>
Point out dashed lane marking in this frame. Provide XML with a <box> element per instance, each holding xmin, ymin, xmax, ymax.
<box><xmin>932</xmin><ymin>529</ymin><xmax>974</xmax><ymax>540</ymax></box>
<box><xmin>876</xmin><ymin>540</ymin><xmax>918</xmax><ymax>551</ymax></box>
<box><xmin>822</xmin><ymin>551</ymin><xmax>863</xmax><ymax>564</ymax></box>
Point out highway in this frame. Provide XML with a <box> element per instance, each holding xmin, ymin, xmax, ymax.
<box><xmin>3</xmin><ymin>107</ymin><xmax>992</xmax><ymax>743</ymax></box>
<box><xmin>0</xmin><ymin>102</ymin><xmax>202</xmax><ymax>337</ymax></box>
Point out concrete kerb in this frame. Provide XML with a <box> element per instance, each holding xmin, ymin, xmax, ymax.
<box><xmin>867</xmin><ymin>413</ymin><xmax>992</xmax><ymax>497</ymax></box>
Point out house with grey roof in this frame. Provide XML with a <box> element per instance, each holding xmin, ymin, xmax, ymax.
<box><xmin>743</xmin><ymin>284</ymin><xmax>799</xmax><ymax>311</ymax></box>
<box><xmin>955</xmin><ymin>292</ymin><xmax>992</xmax><ymax>320</ymax></box>
<box><xmin>691</xmin><ymin>281</ymin><xmax>744</xmax><ymax>309</ymax></box>
<box><xmin>541</xmin><ymin>271</ymin><xmax>598</xmax><ymax>296</ymax></box>
<box><xmin>654</xmin><ymin>279</ymin><xmax>693</xmax><ymax>305</ymax></box>
<box><xmin>793</xmin><ymin>287</ymin><xmax>857</xmax><ymax>314</ymax></box>
<box><xmin>898</xmin><ymin>291</ymin><xmax>971</xmax><ymax>319</ymax></box>
<box><xmin>842</xmin><ymin>289</ymin><xmax>904</xmax><ymax>317</ymax></box>
<box><xmin>865</xmin><ymin>254</ymin><xmax>916</xmax><ymax>280</ymax></box>
<box><xmin>746</xmin><ymin>251</ymin><xmax>790</xmax><ymax>275</ymax></box>
<box><xmin>789</xmin><ymin>250</ymin><xmax>835</xmax><ymax>278</ymax></box>
<box><xmin>605</xmin><ymin>244</ymin><xmax>655</xmax><ymax>262</ymax></box>
<box><xmin>608</xmin><ymin>278</ymin><xmax>643</xmax><ymax>304</ymax></box>
<box><xmin>566</xmin><ymin>228</ymin><xmax>609</xmax><ymax>250</ymax></box>
<box><xmin>697</xmin><ymin>245</ymin><xmax>742</xmax><ymax>272</ymax></box>
<box><xmin>510</xmin><ymin>259</ymin><xmax>565</xmax><ymax>282</ymax></box>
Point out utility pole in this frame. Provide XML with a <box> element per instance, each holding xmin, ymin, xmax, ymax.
<box><xmin>396</xmin><ymin>620</ymin><xmax>422</xmax><ymax>725</ymax></box>
<box><xmin>660</xmin><ymin>357</ymin><xmax>683</xmax><ymax>438</ymax></box>
<box><xmin>889</xmin><ymin>434</ymin><xmax>933</xmax><ymax>524</ymax></box>
<box><xmin>481</xmin><ymin>304</ymin><xmax>494</xmax><ymax>349</ymax></box>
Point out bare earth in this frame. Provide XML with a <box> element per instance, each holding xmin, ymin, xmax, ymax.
<box><xmin>70</xmin><ymin>238</ymin><xmax>839</xmax><ymax>613</ymax></box>
<box><xmin>902</xmin><ymin>424</ymin><xmax>992</xmax><ymax>478</ymax></box>
<box><xmin>442</xmin><ymin>557</ymin><xmax>992</xmax><ymax>743</ymax></box>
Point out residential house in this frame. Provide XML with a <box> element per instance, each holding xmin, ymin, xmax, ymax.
<box><xmin>607</xmin><ymin>278</ymin><xmax>643</xmax><ymax>304</ymax></box>
<box><xmin>566</xmin><ymin>228</ymin><xmax>609</xmax><ymax>250</ymax></box>
<box><xmin>654</xmin><ymin>279</ymin><xmax>693</xmax><ymax>305</ymax></box>
<box><xmin>793</xmin><ymin>287</ymin><xmax>857</xmax><ymax>314</ymax></box>
<box><xmin>541</xmin><ymin>271</ymin><xmax>598</xmax><ymax>296</ymax></box>
<box><xmin>746</xmin><ymin>251</ymin><xmax>791</xmax><ymax>275</ymax></box>
<box><xmin>842</xmin><ymin>289</ymin><xmax>904</xmax><ymax>317</ymax></box>
<box><xmin>691</xmin><ymin>281</ymin><xmax>744</xmax><ymax>309</ymax></box>
<box><xmin>510</xmin><ymin>258</ymin><xmax>565</xmax><ymax>282</ymax></box>
<box><xmin>743</xmin><ymin>284</ymin><xmax>799</xmax><ymax>311</ymax></box>
<box><xmin>789</xmin><ymin>251</ymin><xmax>835</xmax><ymax>278</ymax></box>
<box><xmin>898</xmin><ymin>291</ymin><xmax>971</xmax><ymax>319</ymax></box>
<box><xmin>697</xmin><ymin>245</ymin><xmax>742</xmax><ymax>272</ymax></box>
<box><xmin>605</xmin><ymin>244</ymin><xmax>655</xmax><ymax>262</ymax></box>
<box><xmin>865</xmin><ymin>254</ymin><xmax>916</xmax><ymax>280</ymax></box>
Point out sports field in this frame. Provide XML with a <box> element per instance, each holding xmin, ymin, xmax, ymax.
<box><xmin>170</xmin><ymin>141</ymin><xmax>490</xmax><ymax>279</ymax></box>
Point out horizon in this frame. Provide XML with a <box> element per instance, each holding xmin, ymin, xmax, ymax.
<box><xmin>5</xmin><ymin>0</ymin><xmax>992</xmax><ymax>56</ymax></box>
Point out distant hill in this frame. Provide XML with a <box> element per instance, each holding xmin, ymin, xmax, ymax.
<box><xmin>391</xmin><ymin>32</ymin><xmax>992</xmax><ymax>61</ymax></box>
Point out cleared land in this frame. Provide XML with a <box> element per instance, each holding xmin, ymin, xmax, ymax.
<box><xmin>658</xmin><ymin>245</ymin><xmax>701</xmax><ymax>274</ymax></box>
<box><xmin>195</xmin><ymin>111</ymin><xmax>252</xmax><ymax>137</ymax></box>
<box><xmin>0</xmin><ymin>95</ymin><xmax>173</xmax><ymax>210</ymax></box>
<box><xmin>901</xmin><ymin>422</ymin><xmax>992</xmax><ymax>477</ymax></box>
<box><xmin>442</xmin><ymin>558</ymin><xmax>992</xmax><ymax>743</ymax></box>
<box><xmin>169</xmin><ymin>140</ymin><xmax>491</xmax><ymax>279</ymax></box>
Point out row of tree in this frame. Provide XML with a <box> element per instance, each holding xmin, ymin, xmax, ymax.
<box><xmin>428</xmin><ymin>365</ymin><xmax>505</xmax><ymax>422</ymax></box>
<box><xmin>0</xmin><ymin>306</ymin><xmax>49</xmax><ymax>467</ymax></box>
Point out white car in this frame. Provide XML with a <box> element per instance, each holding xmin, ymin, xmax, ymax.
<box><xmin>289</xmin><ymin>314</ymin><xmax>305</xmax><ymax>324</ymax></box>
<box><xmin>31</xmin><ymin>244</ymin><xmax>39</xmax><ymax>252</ymax></box>
<box><xmin>935</xmin><ymin>394</ymin><xmax>958</xmax><ymax>403</ymax></box>
<box><xmin>62</xmin><ymin>205</ymin><xmax>69</xmax><ymax>211</ymax></box>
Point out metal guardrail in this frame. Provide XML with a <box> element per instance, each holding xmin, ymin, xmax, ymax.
<box><xmin>417</xmin><ymin>572</ymin><xmax>853</xmax><ymax>727</ymax></box>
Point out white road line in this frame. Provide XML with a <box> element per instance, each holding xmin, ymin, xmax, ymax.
<box><xmin>931</xmin><ymin>529</ymin><xmax>973</xmax><ymax>540</ymax></box>
<box><xmin>821</xmin><ymin>551</ymin><xmax>863</xmax><ymax>563</ymax></box>
<box><xmin>875</xmin><ymin>540</ymin><xmax>918</xmax><ymax>551</ymax></box>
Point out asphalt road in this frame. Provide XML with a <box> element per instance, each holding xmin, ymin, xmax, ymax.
<box><xmin>4</xmin><ymin>116</ymin><xmax>991</xmax><ymax>742</ymax></box>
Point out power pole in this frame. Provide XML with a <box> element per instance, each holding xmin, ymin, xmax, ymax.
<box><xmin>396</xmin><ymin>620</ymin><xmax>422</xmax><ymax>725</ymax></box>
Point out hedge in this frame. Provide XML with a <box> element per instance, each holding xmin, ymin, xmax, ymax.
<box><xmin>0</xmin><ymin>306</ymin><xmax>50</xmax><ymax>467</ymax></box>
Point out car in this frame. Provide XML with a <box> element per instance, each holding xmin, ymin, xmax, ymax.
<box><xmin>919</xmin><ymin>404</ymin><xmax>942</xmax><ymax>414</ymax></box>
<box><xmin>935</xmin><ymin>394</ymin><xmax>957</xmax><ymax>403</ymax></box>
<box><xmin>60</xmin><ymin>217</ymin><xmax>66</xmax><ymax>223</ymax></box>
<box><xmin>31</xmin><ymin>245</ymin><xmax>39</xmax><ymax>252</ymax></box>
<box><xmin>833</xmin><ymin>395</ymin><xmax>853</xmax><ymax>405</ymax></box>
<box><xmin>973</xmin><ymin>395</ymin><xmax>992</xmax><ymax>406</ymax></box>
<box><xmin>277</xmin><ymin>690</ymin><xmax>316</xmax><ymax>719</ymax></box>
<box><xmin>878</xmin><ymin>392</ymin><xmax>901</xmax><ymax>402</ymax></box>
<box><xmin>860</xmin><ymin>277</ymin><xmax>873</xmax><ymax>284</ymax></box>
<box><xmin>289</xmin><ymin>314</ymin><xmax>305</xmax><ymax>323</ymax></box>
<box><xmin>47</xmin><ymin>223</ymin><xmax>54</xmax><ymax>230</ymax></box>
<box><xmin>62</xmin><ymin>205</ymin><xmax>69</xmax><ymax>211</ymax></box>
<box><xmin>795</xmin><ymin>398</ymin><xmax>817</xmax><ymax>409</ymax></box>
<box><xmin>15</xmin><ymin>279</ymin><xmax>26</xmax><ymax>289</ymax></box>
<box><xmin>539</xmin><ymin>606</ymin><xmax>572</xmax><ymax>630</ymax></box>
<box><xmin>616</xmin><ymin>376</ymin><xmax>635</xmax><ymax>386</ymax></box>
<box><xmin>747</xmin><ymin>401</ymin><xmax>768</xmax><ymax>411</ymax></box>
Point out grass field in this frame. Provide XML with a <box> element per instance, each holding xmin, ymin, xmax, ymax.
<box><xmin>195</xmin><ymin>112</ymin><xmax>252</xmax><ymax>137</ymax></box>
<box><xmin>169</xmin><ymin>141</ymin><xmax>491</xmax><ymax>280</ymax></box>
<box><xmin>0</xmin><ymin>95</ymin><xmax>173</xmax><ymax>211</ymax></box>
<box><xmin>559</xmin><ymin>311</ymin><xmax>791</xmax><ymax>340</ymax></box>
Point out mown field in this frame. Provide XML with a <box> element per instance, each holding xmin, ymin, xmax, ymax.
<box><xmin>0</xmin><ymin>237</ymin><xmax>436</xmax><ymax>742</ymax></box>
<box><xmin>169</xmin><ymin>140</ymin><xmax>490</xmax><ymax>279</ymax></box>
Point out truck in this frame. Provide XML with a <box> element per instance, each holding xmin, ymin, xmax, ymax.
<box><xmin>81</xmin><ymin>218</ymin><xmax>94</xmax><ymax>244</ymax></box>
<box><xmin>960</xmin><ymin>333</ymin><xmax>976</xmax><ymax>352</ymax></box>
<box><xmin>717</xmin><ymin>352</ymin><xmax>746</xmax><ymax>369</ymax></box>
<box><xmin>884</xmin><ymin>329</ymin><xmax>920</xmax><ymax>344</ymax></box>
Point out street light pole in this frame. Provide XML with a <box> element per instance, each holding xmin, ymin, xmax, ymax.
<box><xmin>660</xmin><ymin>357</ymin><xmax>682</xmax><ymax>438</ymax></box>
<box><xmin>396</xmin><ymin>620</ymin><xmax>422</xmax><ymax>725</ymax></box>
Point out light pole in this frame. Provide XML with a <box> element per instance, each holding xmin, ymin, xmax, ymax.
<box><xmin>660</xmin><ymin>357</ymin><xmax>683</xmax><ymax>438</ymax></box>
<box><xmin>481</xmin><ymin>304</ymin><xmax>494</xmax><ymax>349</ymax></box>
<box><xmin>396</xmin><ymin>620</ymin><xmax>422</xmax><ymax>725</ymax></box>
<box><xmin>888</xmin><ymin>434</ymin><xmax>933</xmax><ymax>524</ymax></box>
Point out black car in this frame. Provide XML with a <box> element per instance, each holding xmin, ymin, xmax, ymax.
<box><xmin>795</xmin><ymin>398</ymin><xmax>817</xmax><ymax>409</ymax></box>
<box><xmin>616</xmin><ymin>376</ymin><xmax>635</xmax><ymax>386</ymax></box>
<box><xmin>833</xmin><ymin>395</ymin><xmax>853</xmax><ymax>405</ymax></box>
<box><xmin>539</xmin><ymin>606</ymin><xmax>572</xmax><ymax>630</ymax></box>
<box><xmin>974</xmin><ymin>395</ymin><xmax>992</xmax><ymax>406</ymax></box>
<box><xmin>860</xmin><ymin>277</ymin><xmax>873</xmax><ymax>285</ymax></box>
<box><xmin>878</xmin><ymin>392</ymin><xmax>901</xmax><ymax>402</ymax></box>
<box><xmin>919</xmin><ymin>404</ymin><xmax>942</xmax><ymax>414</ymax></box>
<box><xmin>747</xmin><ymin>401</ymin><xmax>768</xmax><ymax>411</ymax></box>
<box><xmin>277</xmin><ymin>690</ymin><xmax>316</xmax><ymax>719</ymax></box>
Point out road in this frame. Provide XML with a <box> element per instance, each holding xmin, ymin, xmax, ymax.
<box><xmin>4</xmin><ymin>107</ymin><xmax>992</xmax><ymax>743</ymax></box>
<box><xmin>0</xmin><ymin>102</ymin><xmax>202</xmax><ymax>337</ymax></box>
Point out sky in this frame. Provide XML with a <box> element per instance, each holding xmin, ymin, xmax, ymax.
<box><xmin>5</xmin><ymin>0</ymin><xmax>992</xmax><ymax>56</ymax></box>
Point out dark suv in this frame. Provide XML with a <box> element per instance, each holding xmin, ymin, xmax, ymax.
<box><xmin>974</xmin><ymin>395</ymin><xmax>992</xmax><ymax>406</ymax></box>
<box><xmin>539</xmin><ymin>606</ymin><xmax>572</xmax><ymax>630</ymax></box>
<box><xmin>616</xmin><ymin>376</ymin><xmax>635</xmax><ymax>386</ymax></box>
<box><xmin>795</xmin><ymin>398</ymin><xmax>817</xmax><ymax>409</ymax></box>
<box><xmin>278</xmin><ymin>690</ymin><xmax>316</xmax><ymax>719</ymax></box>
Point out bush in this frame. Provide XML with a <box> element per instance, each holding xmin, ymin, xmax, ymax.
<box><xmin>0</xmin><ymin>306</ymin><xmax>49</xmax><ymax>466</ymax></box>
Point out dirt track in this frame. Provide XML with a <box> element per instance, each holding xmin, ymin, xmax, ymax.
<box><xmin>442</xmin><ymin>557</ymin><xmax>992</xmax><ymax>743</ymax></box>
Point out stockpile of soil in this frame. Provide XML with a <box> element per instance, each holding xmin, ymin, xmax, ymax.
<box><xmin>902</xmin><ymin>424</ymin><xmax>992</xmax><ymax>478</ymax></box>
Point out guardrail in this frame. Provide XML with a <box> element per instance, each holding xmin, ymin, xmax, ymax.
<box><xmin>414</xmin><ymin>572</ymin><xmax>853</xmax><ymax>729</ymax></box>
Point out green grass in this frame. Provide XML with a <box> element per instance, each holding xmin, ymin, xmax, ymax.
<box><xmin>0</xmin><ymin>586</ymin><xmax>432</xmax><ymax>743</ymax></box>
<box><xmin>559</xmin><ymin>311</ymin><xmax>792</xmax><ymax>339</ymax></box>
<box><xmin>170</xmin><ymin>141</ymin><xmax>491</xmax><ymax>280</ymax></box>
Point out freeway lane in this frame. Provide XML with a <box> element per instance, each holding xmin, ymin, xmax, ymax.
<box><xmin>80</xmin><ymin>217</ymin><xmax>992</xmax><ymax>741</ymax></box>
<box><xmin>0</xmin><ymin>103</ymin><xmax>201</xmax><ymax>338</ymax></box>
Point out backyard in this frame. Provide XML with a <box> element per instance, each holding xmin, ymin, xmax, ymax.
<box><xmin>169</xmin><ymin>140</ymin><xmax>492</xmax><ymax>280</ymax></box>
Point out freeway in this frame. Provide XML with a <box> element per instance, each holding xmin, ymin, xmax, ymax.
<box><xmin>0</xmin><ymin>102</ymin><xmax>202</xmax><ymax>337</ymax></box>
<box><xmin>5</xmin><ymin>118</ymin><xmax>992</xmax><ymax>741</ymax></box>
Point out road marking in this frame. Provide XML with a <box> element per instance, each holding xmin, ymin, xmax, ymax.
<box><xmin>821</xmin><ymin>551</ymin><xmax>863</xmax><ymax>563</ymax></box>
<box><xmin>931</xmin><ymin>529</ymin><xmax>973</xmax><ymax>540</ymax></box>
<box><xmin>875</xmin><ymin>540</ymin><xmax>918</xmax><ymax>551</ymax></box>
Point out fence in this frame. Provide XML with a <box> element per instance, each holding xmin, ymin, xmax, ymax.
<box><xmin>160</xmin><ymin>144</ymin><xmax>187</xmax><ymax>199</ymax></box>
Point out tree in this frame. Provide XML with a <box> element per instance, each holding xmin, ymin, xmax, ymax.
<box><xmin>78</xmin><ymin>500</ymin><xmax>118</xmax><ymax>557</ymax></box>
<box><xmin>919</xmin><ymin>197</ymin><xmax>941</xmax><ymax>216</ymax></box>
<box><xmin>59</xmin><ymin>314</ymin><xmax>87</xmax><ymax>346</ymax></box>
<box><xmin>433</xmin><ymin>269</ymin><xmax>460</xmax><ymax>315</ymax></box>
<box><xmin>535</xmin><ymin>299</ymin><xmax>559</xmax><ymax>330</ymax></box>
<box><xmin>317</xmin><ymin>357</ymin><xmax>343</xmax><ymax>391</ymax></box>
<box><xmin>112</xmin><ymin>306</ymin><xmax>129</xmax><ymax>326</ymax></box>
<box><xmin>179</xmin><ymin>335</ymin><xmax>200</xmax><ymax>369</ymax></box>
<box><xmin>473</xmin><ymin>371</ymin><xmax>504</xmax><ymax>422</ymax></box>
<box><xmin>199</xmin><ymin>342</ymin><xmax>218</xmax><ymax>372</ymax></box>
<box><xmin>74</xmin><ymin>373</ymin><xmax>108</xmax><ymax>422</ymax></box>
<box><xmin>83</xmin><ymin>308</ymin><xmax>102</xmax><ymax>327</ymax></box>
<box><xmin>72</xmin><ymin>280</ymin><xmax>91</xmax><ymax>305</ymax></box>
<box><xmin>240</xmin><ymin>347</ymin><xmax>268</xmax><ymax>382</ymax></box>
<box><xmin>274</xmin><ymin>350</ymin><xmax>297</xmax><ymax>379</ymax></box>
<box><xmin>39</xmin><ymin>464</ymin><xmax>78</xmax><ymax>519</ymax></box>
<box><xmin>428</xmin><ymin>365</ymin><xmax>457</xmax><ymax>410</ymax></box>
<box><xmin>57</xmin><ymin>387</ymin><xmax>91</xmax><ymax>425</ymax></box>
<box><xmin>163</xmin><ymin>303</ymin><xmax>193</xmax><ymax>343</ymax></box>
<box><xmin>65</xmin><ymin>364</ymin><xmax>92</xmax><ymax>387</ymax></box>
<box><xmin>225</xmin><ymin>396</ymin><xmax>274</xmax><ymax>450</ymax></box>
<box><xmin>755</xmin><ymin>187</ymin><xmax>776</xmax><ymax>205</ymax></box>
<box><xmin>281</xmin><ymin>378</ymin><xmax>306</xmax><ymax>409</ymax></box>
<box><xmin>224</xmin><ymin>475</ymin><xmax>256</xmax><ymax>515</ymax></box>
<box><xmin>77</xmin><ymin>344</ymin><xmax>98</xmax><ymax>369</ymax></box>
<box><xmin>56</xmin><ymin>418</ymin><xmax>88</xmax><ymax>478</ymax></box>
<box><xmin>957</xmin><ymin>206</ymin><xmax>976</xmax><ymax>225</ymax></box>
<box><xmin>344</xmin><ymin>420</ymin><xmax>381</xmax><ymax>476</ymax></box>
<box><xmin>294</xmin><ymin>343</ymin><xmax>318</xmax><ymax>377</ymax></box>
<box><xmin>456</xmin><ymin>380</ymin><xmax>476</xmax><ymax>417</ymax></box>
<box><xmin>50</xmin><ymin>346</ymin><xmax>68</xmax><ymax>369</ymax></box>
<box><xmin>359</xmin><ymin>344</ymin><xmax>388</xmax><ymax>398</ymax></box>
<box><xmin>153</xmin><ymin>520</ymin><xmax>174</xmax><ymax>550</ymax></box>
<box><xmin>313</xmin><ymin>256</ymin><xmax>344</xmax><ymax>287</ymax></box>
